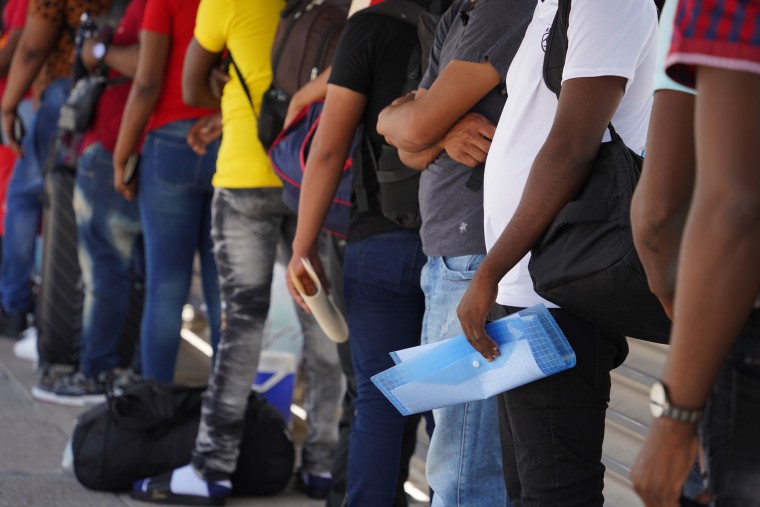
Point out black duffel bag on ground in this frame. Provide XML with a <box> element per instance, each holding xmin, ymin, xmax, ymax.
<box><xmin>71</xmin><ymin>381</ymin><xmax>294</xmax><ymax>496</ymax></box>
<box><xmin>527</xmin><ymin>0</ymin><xmax>671</xmax><ymax>344</ymax></box>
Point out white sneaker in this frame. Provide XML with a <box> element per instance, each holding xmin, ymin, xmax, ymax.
<box><xmin>13</xmin><ymin>327</ymin><xmax>38</xmax><ymax>363</ymax></box>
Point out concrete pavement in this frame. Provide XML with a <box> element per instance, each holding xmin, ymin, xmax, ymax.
<box><xmin>0</xmin><ymin>337</ymin><xmax>376</xmax><ymax>507</ymax></box>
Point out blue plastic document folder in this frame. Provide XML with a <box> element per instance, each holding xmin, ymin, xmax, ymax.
<box><xmin>372</xmin><ymin>305</ymin><xmax>576</xmax><ymax>416</ymax></box>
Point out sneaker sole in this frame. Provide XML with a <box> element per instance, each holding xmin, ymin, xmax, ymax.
<box><xmin>31</xmin><ymin>386</ymin><xmax>105</xmax><ymax>407</ymax></box>
<box><xmin>130</xmin><ymin>490</ymin><xmax>226</xmax><ymax>506</ymax></box>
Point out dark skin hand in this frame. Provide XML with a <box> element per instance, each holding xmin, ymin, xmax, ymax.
<box><xmin>632</xmin><ymin>67</ymin><xmax>760</xmax><ymax>507</ymax></box>
<box><xmin>1</xmin><ymin>16</ymin><xmax>60</xmax><ymax>154</ymax></box>
<box><xmin>456</xmin><ymin>76</ymin><xmax>627</xmax><ymax>361</ymax></box>
<box><xmin>378</xmin><ymin>59</ymin><xmax>501</xmax><ymax>152</ymax></box>
<box><xmin>186</xmin><ymin>111</ymin><xmax>222</xmax><ymax>155</ymax></box>
<box><xmin>286</xmin><ymin>84</ymin><xmax>366</xmax><ymax>313</ymax></box>
<box><xmin>113</xmin><ymin>30</ymin><xmax>170</xmax><ymax>200</ymax></box>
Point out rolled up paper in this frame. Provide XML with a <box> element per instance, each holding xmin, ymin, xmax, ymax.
<box><xmin>290</xmin><ymin>258</ymin><xmax>349</xmax><ymax>344</ymax></box>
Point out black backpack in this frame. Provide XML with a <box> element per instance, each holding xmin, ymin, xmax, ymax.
<box><xmin>351</xmin><ymin>0</ymin><xmax>449</xmax><ymax>230</ymax></box>
<box><xmin>71</xmin><ymin>381</ymin><xmax>295</xmax><ymax>496</ymax></box>
<box><xmin>252</xmin><ymin>0</ymin><xmax>351</xmax><ymax>150</ymax></box>
<box><xmin>527</xmin><ymin>0</ymin><xmax>671</xmax><ymax>343</ymax></box>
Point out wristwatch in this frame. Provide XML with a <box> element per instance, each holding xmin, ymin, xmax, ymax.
<box><xmin>92</xmin><ymin>42</ymin><xmax>107</xmax><ymax>63</ymax></box>
<box><xmin>649</xmin><ymin>380</ymin><xmax>704</xmax><ymax>424</ymax></box>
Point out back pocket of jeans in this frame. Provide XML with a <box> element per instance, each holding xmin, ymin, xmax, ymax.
<box><xmin>150</xmin><ymin>137</ymin><xmax>201</xmax><ymax>191</ymax></box>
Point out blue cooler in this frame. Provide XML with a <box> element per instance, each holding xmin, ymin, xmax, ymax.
<box><xmin>253</xmin><ymin>350</ymin><xmax>297</xmax><ymax>425</ymax></box>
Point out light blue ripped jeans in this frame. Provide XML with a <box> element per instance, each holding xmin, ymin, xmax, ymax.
<box><xmin>421</xmin><ymin>255</ymin><xmax>509</xmax><ymax>507</ymax></box>
<box><xmin>73</xmin><ymin>142</ymin><xmax>142</xmax><ymax>376</ymax></box>
<box><xmin>192</xmin><ymin>187</ymin><xmax>343</xmax><ymax>481</ymax></box>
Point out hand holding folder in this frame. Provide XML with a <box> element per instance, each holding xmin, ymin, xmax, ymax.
<box><xmin>289</xmin><ymin>257</ymin><xmax>349</xmax><ymax>344</ymax></box>
<box><xmin>372</xmin><ymin>305</ymin><xmax>576</xmax><ymax>415</ymax></box>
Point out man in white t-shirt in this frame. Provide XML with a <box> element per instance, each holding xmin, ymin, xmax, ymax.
<box><xmin>456</xmin><ymin>0</ymin><xmax>657</xmax><ymax>503</ymax></box>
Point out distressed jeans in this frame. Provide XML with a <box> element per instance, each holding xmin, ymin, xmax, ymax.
<box><xmin>421</xmin><ymin>255</ymin><xmax>508</xmax><ymax>507</ymax></box>
<box><xmin>193</xmin><ymin>187</ymin><xmax>342</xmax><ymax>480</ymax></box>
<box><xmin>73</xmin><ymin>142</ymin><xmax>142</xmax><ymax>376</ymax></box>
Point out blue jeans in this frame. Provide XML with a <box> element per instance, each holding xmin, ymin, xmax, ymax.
<box><xmin>1</xmin><ymin>78</ymin><xmax>70</xmax><ymax>313</ymax></box>
<box><xmin>421</xmin><ymin>255</ymin><xmax>508</xmax><ymax>507</ymax></box>
<box><xmin>138</xmin><ymin>120</ymin><xmax>221</xmax><ymax>382</ymax></box>
<box><xmin>73</xmin><ymin>142</ymin><xmax>142</xmax><ymax>376</ymax></box>
<box><xmin>701</xmin><ymin>309</ymin><xmax>760</xmax><ymax>505</ymax></box>
<box><xmin>193</xmin><ymin>188</ymin><xmax>341</xmax><ymax>479</ymax></box>
<box><xmin>343</xmin><ymin>230</ymin><xmax>427</xmax><ymax>507</ymax></box>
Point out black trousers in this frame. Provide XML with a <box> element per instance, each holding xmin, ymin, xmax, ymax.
<box><xmin>496</xmin><ymin>306</ymin><xmax>628</xmax><ymax>507</ymax></box>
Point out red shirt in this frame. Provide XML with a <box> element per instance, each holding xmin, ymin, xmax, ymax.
<box><xmin>82</xmin><ymin>0</ymin><xmax>148</xmax><ymax>154</ymax></box>
<box><xmin>0</xmin><ymin>0</ymin><xmax>28</xmax><ymax>99</ymax></box>
<box><xmin>141</xmin><ymin>0</ymin><xmax>216</xmax><ymax>133</ymax></box>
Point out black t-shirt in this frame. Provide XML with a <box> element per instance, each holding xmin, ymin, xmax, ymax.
<box><xmin>328</xmin><ymin>10</ymin><xmax>419</xmax><ymax>243</ymax></box>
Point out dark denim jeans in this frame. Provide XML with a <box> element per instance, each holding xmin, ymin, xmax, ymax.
<box><xmin>138</xmin><ymin>120</ymin><xmax>221</xmax><ymax>382</ymax></box>
<box><xmin>1</xmin><ymin>78</ymin><xmax>70</xmax><ymax>313</ymax></box>
<box><xmin>73</xmin><ymin>142</ymin><xmax>142</xmax><ymax>376</ymax></box>
<box><xmin>496</xmin><ymin>305</ymin><xmax>628</xmax><ymax>507</ymax></box>
<box><xmin>702</xmin><ymin>309</ymin><xmax>760</xmax><ymax>505</ymax></box>
<box><xmin>343</xmin><ymin>230</ymin><xmax>427</xmax><ymax>507</ymax></box>
<box><xmin>193</xmin><ymin>187</ymin><xmax>342</xmax><ymax>480</ymax></box>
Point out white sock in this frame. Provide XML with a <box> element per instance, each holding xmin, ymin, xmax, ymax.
<box><xmin>168</xmin><ymin>464</ymin><xmax>231</xmax><ymax>497</ymax></box>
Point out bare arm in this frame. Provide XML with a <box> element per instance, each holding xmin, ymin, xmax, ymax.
<box><xmin>632</xmin><ymin>67</ymin><xmax>760</xmax><ymax>507</ymax></box>
<box><xmin>81</xmin><ymin>39</ymin><xmax>140</xmax><ymax>78</ymax></box>
<box><xmin>182</xmin><ymin>37</ymin><xmax>221</xmax><ymax>109</ymax></box>
<box><xmin>377</xmin><ymin>59</ymin><xmax>501</xmax><ymax>152</ymax></box>
<box><xmin>397</xmin><ymin>112</ymin><xmax>497</xmax><ymax>170</ymax></box>
<box><xmin>0</xmin><ymin>28</ymin><xmax>23</xmax><ymax>77</ymax></box>
<box><xmin>287</xmin><ymin>84</ymin><xmax>366</xmax><ymax>311</ymax></box>
<box><xmin>630</xmin><ymin>90</ymin><xmax>696</xmax><ymax>317</ymax></box>
<box><xmin>113</xmin><ymin>30</ymin><xmax>170</xmax><ymax>200</ymax></box>
<box><xmin>1</xmin><ymin>16</ymin><xmax>60</xmax><ymax>151</ymax></box>
<box><xmin>456</xmin><ymin>76</ymin><xmax>627</xmax><ymax>360</ymax></box>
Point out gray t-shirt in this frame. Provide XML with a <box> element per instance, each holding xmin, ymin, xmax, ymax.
<box><xmin>417</xmin><ymin>0</ymin><xmax>533</xmax><ymax>257</ymax></box>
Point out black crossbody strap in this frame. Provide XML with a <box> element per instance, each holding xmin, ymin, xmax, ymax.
<box><xmin>229</xmin><ymin>53</ymin><xmax>259</xmax><ymax>120</ymax></box>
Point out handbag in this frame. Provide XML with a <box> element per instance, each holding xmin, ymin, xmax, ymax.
<box><xmin>527</xmin><ymin>0</ymin><xmax>671</xmax><ymax>343</ymax></box>
<box><xmin>71</xmin><ymin>381</ymin><xmax>295</xmax><ymax>495</ymax></box>
<box><xmin>58</xmin><ymin>75</ymin><xmax>106</xmax><ymax>134</ymax></box>
<box><xmin>268</xmin><ymin>99</ymin><xmax>360</xmax><ymax>238</ymax></box>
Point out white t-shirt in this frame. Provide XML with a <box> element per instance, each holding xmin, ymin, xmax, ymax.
<box><xmin>483</xmin><ymin>0</ymin><xmax>657</xmax><ymax>308</ymax></box>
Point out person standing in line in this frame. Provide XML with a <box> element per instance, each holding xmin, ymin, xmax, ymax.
<box><xmin>31</xmin><ymin>0</ymin><xmax>148</xmax><ymax>406</ymax></box>
<box><xmin>113</xmin><ymin>0</ymin><xmax>222</xmax><ymax>384</ymax></box>
<box><xmin>0</xmin><ymin>0</ymin><xmax>112</xmax><ymax>338</ymax></box>
<box><xmin>455</xmin><ymin>0</ymin><xmax>657</xmax><ymax>503</ymax></box>
<box><xmin>129</xmin><ymin>0</ymin><xmax>343</xmax><ymax>504</ymax></box>
<box><xmin>632</xmin><ymin>0</ymin><xmax>760</xmax><ymax>504</ymax></box>
<box><xmin>377</xmin><ymin>0</ymin><xmax>533</xmax><ymax>504</ymax></box>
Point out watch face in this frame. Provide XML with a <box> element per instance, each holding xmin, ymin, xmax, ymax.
<box><xmin>650</xmin><ymin>381</ymin><xmax>666</xmax><ymax>418</ymax></box>
<box><xmin>93</xmin><ymin>42</ymin><xmax>107</xmax><ymax>60</ymax></box>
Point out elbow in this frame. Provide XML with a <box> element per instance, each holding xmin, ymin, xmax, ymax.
<box><xmin>631</xmin><ymin>191</ymin><xmax>685</xmax><ymax>253</ymax></box>
<box><xmin>133</xmin><ymin>78</ymin><xmax>161</xmax><ymax>100</ymax></box>
<box><xmin>400</xmin><ymin>115</ymin><xmax>439</xmax><ymax>149</ymax></box>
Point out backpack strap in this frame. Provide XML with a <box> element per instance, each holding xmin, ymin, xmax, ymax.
<box><xmin>542</xmin><ymin>0</ymin><xmax>570</xmax><ymax>99</ymax></box>
<box><xmin>229</xmin><ymin>53</ymin><xmax>259</xmax><ymax>120</ymax></box>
